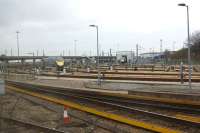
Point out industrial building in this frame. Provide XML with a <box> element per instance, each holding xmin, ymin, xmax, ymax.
<box><xmin>116</xmin><ymin>51</ymin><xmax>135</xmax><ymax>63</ymax></box>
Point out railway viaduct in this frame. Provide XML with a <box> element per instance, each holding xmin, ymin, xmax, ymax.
<box><xmin>0</xmin><ymin>55</ymin><xmax>116</xmax><ymax>63</ymax></box>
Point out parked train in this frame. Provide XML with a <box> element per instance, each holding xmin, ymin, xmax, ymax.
<box><xmin>42</xmin><ymin>56</ymin><xmax>65</xmax><ymax>71</ymax></box>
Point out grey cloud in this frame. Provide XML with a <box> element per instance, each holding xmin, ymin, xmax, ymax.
<box><xmin>0</xmin><ymin>0</ymin><xmax>191</xmax><ymax>56</ymax></box>
<box><xmin>0</xmin><ymin>0</ymin><xmax>77</xmax><ymax>28</ymax></box>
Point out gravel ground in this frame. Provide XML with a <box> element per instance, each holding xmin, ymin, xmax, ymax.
<box><xmin>1</xmin><ymin>89</ymin><xmax>150</xmax><ymax>133</ymax></box>
<box><xmin>0</xmin><ymin>90</ymin><xmax>63</xmax><ymax>133</ymax></box>
<box><xmin>0</xmin><ymin>90</ymin><xmax>112</xmax><ymax>133</ymax></box>
<box><xmin>3</xmin><ymin>75</ymin><xmax>200</xmax><ymax>133</ymax></box>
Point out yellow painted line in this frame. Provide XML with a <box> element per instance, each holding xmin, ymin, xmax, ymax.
<box><xmin>6</xmin><ymin>85</ymin><xmax>181</xmax><ymax>133</ymax></box>
<box><xmin>97</xmin><ymin>91</ymin><xmax>200</xmax><ymax>106</ymax></box>
<box><xmin>176</xmin><ymin>114</ymin><xmax>200</xmax><ymax>123</ymax></box>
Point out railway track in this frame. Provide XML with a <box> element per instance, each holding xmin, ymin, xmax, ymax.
<box><xmin>0</xmin><ymin>116</ymin><xmax>65</xmax><ymax>133</ymax></box>
<box><xmin>6</xmin><ymin>80</ymin><xmax>200</xmax><ymax>133</ymax></box>
<box><xmin>40</xmin><ymin>72</ymin><xmax>200</xmax><ymax>82</ymax></box>
<box><xmin>10</xmin><ymin>68</ymin><xmax>200</xmax><ymax>82</ymax></box>
<box><xmin>6</xmin><ymin>90</ymin><xmax>129</xmax><ymax>133</ymax></box>
<box><xmin>79</xmin><ymin>70</ymin><xmax>200</xmax><ymax>76</ymax></box>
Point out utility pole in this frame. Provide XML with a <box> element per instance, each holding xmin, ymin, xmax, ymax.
<box><xmin>110</xmin><ymin>48</ymin><xmax>112</xmax><ymax>63</ymax></box>
<box><xmin>160</xmin><ymin>39</ymin><xmax>164</xmax><ymax>68</ymax></box>
<box><xmin>102</xmin><ymin>51</ymin><xmax>104</xmax><ymax>56</ymax></box>
<box><xmin>173</xmin><ymin>41</ymin><xmax>176</xmax><ymax>51</ymax></box>
<box><xmin>43</xmin><ymin>49</ymin><xmax>45</xmax><ymax>57</ymax></box>
<box><xmin>160</xmin><ymin>39</ymin><xmax>163</xmax><ymax>53</ymax></box>
<box><xmin>11</xmin><ymin>48</ymin><xmax>13</xmax><ymax>56</ymax></box>
<box><xmin>109</xmin><ymin>48</ymin><xmax>113</xmax><ymax>70</ymax></box>
<box><xmin>63</xmin><ymin>50</ymin><xmax>65</xmax><ymax>56</ymax></box>
<box><xmin>37</xmin><ymin>50</ymin><xmax>39</xmax><ymax>56</ymax></box>
<box><xmin>4</xmin><ymin>49</ymin><xmax>7</xmax><ymax>56</ymax></box>
<box><xmin>90</xmin><ymin>50</ymin><xmax>92</xmax><ymax>56</ymax></box>
<box><xmin>136</xmin><ymin>44</ymin><xmax>138</xmax><ymax>64</ymax></box>
<box><xmin>116</xmin><ymin>43</ymin><xmax>119</xmax><ymax>52</ymax></box>
<box><xmin>16</xmin><ymin>31</ymin><xmax>20</xmax><ymax>62</ymax></box>
<box><xmin>74</xmin><ymin>40</ymin><xmax>76</xmax><ymax>56</ymax></box>
<box><xmin>27</xmin><ymin>52</ymin><xmax>35</xmax><ymax>78</ymax></box>
<box><xmin>131</xmin><ymin>49</ymin><xmax>134</xmax><ymax>68</ymax></box>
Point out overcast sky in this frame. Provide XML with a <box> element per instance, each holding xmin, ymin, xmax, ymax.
<box><xmin>0</xmin><ymin>0</ymin><xmax>200</xmax><ymax>56</ymax></box>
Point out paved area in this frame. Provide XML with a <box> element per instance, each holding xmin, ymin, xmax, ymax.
<box><xmin>34</xmin><ymin>76</ymin><xmax>200</xmax><ymax>95</ymax></box>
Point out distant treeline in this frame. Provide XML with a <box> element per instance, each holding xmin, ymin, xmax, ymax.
<box><xmin>170</xmin><ymin>31</ymin><xmax>200</xmax><ymax>62</ymax></box>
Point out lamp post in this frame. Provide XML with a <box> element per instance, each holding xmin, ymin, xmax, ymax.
<box><xmin>178</xmin><ymin>3</ymin><xmax>192</xmax><ymax>89</ymax></box>
<box><xmin>89</xmin><ymin>24</ymin><xmax>100</xmax><ymax>85</ymax></box>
